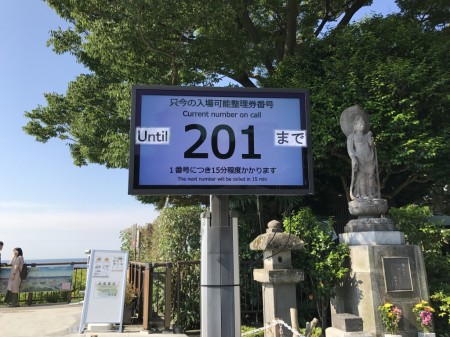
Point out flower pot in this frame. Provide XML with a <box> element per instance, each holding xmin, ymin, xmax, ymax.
<box><xmin>418</xmin><ymin>333</ymin><xmax>435</xmax><ymax>337</ymax></box>
<box><xmin>385</xmin><ymin>334</ymin><xmax>402</xmax><ymax>337</ymax></box>
<box><xmin>122</xmin><ymin>304</ymin><xmax>133</xmax><ymax>324</ymax></box>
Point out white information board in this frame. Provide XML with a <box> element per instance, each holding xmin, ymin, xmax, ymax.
<box><xmin>79</xmin><ymin>250</ymin><xmax>129</xmax><ymax>333</ymax></box>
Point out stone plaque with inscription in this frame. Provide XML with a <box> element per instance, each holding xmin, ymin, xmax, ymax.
<box><xmin>383</xmin><ymin>257</ymin><xmax>413</xmax><ymax>292</ymax></box>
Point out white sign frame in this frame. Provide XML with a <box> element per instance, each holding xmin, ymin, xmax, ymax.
<box><xmin>79</xmin><ymin>250</ymin><xmax>129</xmax><ymax>333</ymax></box>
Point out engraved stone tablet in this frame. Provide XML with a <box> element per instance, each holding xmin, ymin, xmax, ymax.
<box><xmin>383</xmin><ymin>257</ymin><xmax>413</xmax><ymax>292</ymax></box>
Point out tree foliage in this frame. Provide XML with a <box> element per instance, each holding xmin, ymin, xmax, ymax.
<box><xmin>283</xmin><ymin>208</ymin><xmax>349</xmax><ymax>331</ymax></box>
<box><xmin>148</xmin><ymin>205</ymin><xmax>204</xmax><ymax>262</ymax></box>
<box><xmin>264</xmin><ymin>15</ymin><xmax>450</xmax><ymax>207</ymax></box>
<box><xmin>23</xmin><ymin>2</ymin><xmax>450</xmax><ymax>211</ymax></box>
<box><xmin>42</xmin><ymin>0</ymin><xmax>373</xmax><ymax>86</ymax></box>
<box><xmin>24</xmin><ymin>0</ymin><xmax>371</xmax><ymax>169</ymax></box>
<box><xmin>120</xmin><ymin>223</ymin><xmax>154</xmax><ymax>261</ymax></box>
<box><xmin>396</xmin><ymin>0</ymin><xmax>450</xmax><ymax>30</ymax></box>
<box><xmin>120</xmin><ymin>206</ymin><xmax>204</xmax><ymax>263</ymax></box>
<box><xmin>24</xmin><ymin>1</ymin><xmax>450</xmax><ymax>211</ymax></box>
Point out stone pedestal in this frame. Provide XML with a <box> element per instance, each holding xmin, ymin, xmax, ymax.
<box><xmin>331</xmin><ymin>244</ymin><xmax>429</xmax><ymax>337</ymax></box>
<box><xmin>326</xmin><ymin>313</ymin><xmax>371</xmax><ymax>337</ymax></box>
<box><xmin>250</xmin><ymin>220</ymin><xmax>304</xmax><ymax>337</ymax></box>
<box><xmin>339</xmin><ymin>231</ymin><xmax>404</xmax><ymax>246</ymax></box>
<box><xmin>332</xmin><ymin>197</ymin><xmax>430</xmax><ymax>337</ymax></box>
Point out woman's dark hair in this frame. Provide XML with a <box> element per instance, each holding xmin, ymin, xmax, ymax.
<box><xmin>14</xmin><ymin>248</ymin><xmax>23</xmax><ymax>256</ymax></box>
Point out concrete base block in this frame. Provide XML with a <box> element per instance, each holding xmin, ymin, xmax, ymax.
<box><xmin>326</xmin><ymin>327</ymin><xmax>372</xmax><ymax>337</ymax></box>
<box><xmin>86</xmin><ymin>323</ymin><xmax>114</xmax><ymax>331</ymax></box>
<box><xmin>332</xmin><ymin>314</ymin><xmax>363</xmax><ymax>332</ymax></box>
<box><xmin>339</xmin><ymin>231</ymin><xmax>405</xmax><ymax>245</ymax></box>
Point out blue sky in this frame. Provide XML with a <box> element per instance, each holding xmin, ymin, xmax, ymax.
<box><xmin>0</xmin><ymin>1</ymin><xmax>158</xmax><ymax>260</ymax></box>
<box><xmin>0</xmin><ymin>1</ymin><xmax>398</xmax><ymax>261</ymax></box>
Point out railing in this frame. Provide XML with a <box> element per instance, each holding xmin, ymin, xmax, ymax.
<box><xmin>0</xmin><ymin>261</ymin><xmax>87</xmax><ymax>306</ymax></box>
<box><xmin>128</xmin><ymin>261</ymin><xmax>173</xmax><ymax>331</ymax></box>
<box><xmin>128</xmin><ymin>259</ymin><xmax>263</xmax><ymax>333</ymax></box>
<box><xmin>0</xmin><ymin>258</ymin><xmax>263</xmax><ymax>333</ymax></box>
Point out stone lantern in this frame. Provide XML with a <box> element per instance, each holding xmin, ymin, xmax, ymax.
<box><xmin>250</xmin><ymin>220</ymin><xmax>304</xmax><ymax>337</ymax></box>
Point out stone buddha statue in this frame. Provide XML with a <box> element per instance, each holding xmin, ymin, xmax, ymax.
<box><xmin>340</xmin><ymin>105</ymin><xmax>393</xmax><ymax>231</ymax></box>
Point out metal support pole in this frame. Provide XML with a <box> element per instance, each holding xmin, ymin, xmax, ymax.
<box><xmin>200</xmin><ymin>195</ymin><xmax>240</xmax><ymax>337</ymax></box>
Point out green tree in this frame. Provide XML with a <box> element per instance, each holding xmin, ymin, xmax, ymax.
<box><xmin>119</xmin><ymin>206</ymin><xmax>203</xmax><ymax>264</ymax></box>
<box><xmin>23</xmin><ymin>0</ymin><xmax>374</xmax><ymax>206</ymax></box>
<box><xmin>24</xmin><ymin>2</ymin><xmax>450</xmax><ymax>212</ymax></box>
<box><xmin>397</xmin><ymin>0</ymin><xmax>450</xmax><ymax>30</ymax></box>
<box><xmin>283</xmin><ymin>208</ymin><xmax>349</xmax><ymax>332</ymax></box>
<box><xmin>120</xmin><ymin>223</ymin><xmax>154</xmax><ymax>261</ymax></box>
<box><xmin>264</xmin><ymin>15</ymin><xmax>450</xmax><ymax>208</ymax></box>
<box><xmin>147</xmin><ymin>205</ymin><xmax>204</xmax><ymax>262</ymax></box>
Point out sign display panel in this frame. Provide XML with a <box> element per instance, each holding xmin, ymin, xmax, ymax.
<box><xmin>0</xmin><ymin>265</ymin><xmax>73</xmax><ymax>293</ymax></box>
<box><xmin>129</xmin><ymin>85</ymin><xmax>313</xmax><ymax>195</ymax></box>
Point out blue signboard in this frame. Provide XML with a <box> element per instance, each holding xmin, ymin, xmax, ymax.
<box><xmin>129</xmin><ymin>85</ymin><xmax>313</xmax><ymax>195</ymax></box>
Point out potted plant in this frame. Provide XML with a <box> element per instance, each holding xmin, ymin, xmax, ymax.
<box><xmin>412</xmin><ymin>300</ymin><xmax>435</xmax><ymax>337</ymax></box>
<box><xmin>378</xmin><ymin>302</ymin><xmax>402</xmax><ymax>337</ymax></box>
<box><xmin>123</xmin><ymin>283</ymin><xmax>139</xmax><ymax>324</ymax></box>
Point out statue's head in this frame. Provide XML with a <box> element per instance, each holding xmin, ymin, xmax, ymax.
<box><xmin>340</xmin><ymin>105</ymin><xmax>370</xmax><ymax>137</ymax></box>
<box><xmin>353</xmin><ymin>115</ymin><xmax>365</xmax><ymax>131</ymax></box>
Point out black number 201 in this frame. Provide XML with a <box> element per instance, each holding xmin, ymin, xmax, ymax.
<box><xmin>184</xmin><ymin>124</ymin><xmax>261</xmax><ymax>159</ymax></box>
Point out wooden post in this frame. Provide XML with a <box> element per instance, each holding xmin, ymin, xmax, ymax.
<box><xmin>272</xmin><ymin>322</ymin><xmax>281</xmax><ymax>337</ymax></box>
<box><xmin>305</xmin><ymin>318</ymin><xmax>318</xmax><ymax>337</ymax></box>
<box><xmin>27</xmin><ymin>292</ymin><xmax>33</xmax><ymax>305</ymax></box>
<box><xmin>290</xmin><ymin>308</ymin><xmax>299</xmax><ymax>336</ymax></box>
<box><xmin>142</xmin><ymin>264</ymin><xmax>152</xmax><ymax>330</ymax></box>
<box><xmin>67</xmin><ymin>289</ymin><xmax>72</xmax><ymax>303</ymax></box>
<box><xmin>164</xmin><ymin>265</ymin><xmax>172</xmax><ymax>331</ymax></box>
<box><xmin>176</xmin><ymin>262</ymin><xmax>181</xmax><ymax>331</ymax></box>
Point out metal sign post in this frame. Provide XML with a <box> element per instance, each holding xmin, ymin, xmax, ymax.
<box><xmin>200</xmin><ymin>195</ymin><xmax>240</xmax><ymax>337</ymax></box>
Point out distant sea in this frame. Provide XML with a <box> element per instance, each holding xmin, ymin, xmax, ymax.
<box><xmin>27</xmin><ymin>258</ymin><xmax>88</xmax><ymax>264</ymax></box>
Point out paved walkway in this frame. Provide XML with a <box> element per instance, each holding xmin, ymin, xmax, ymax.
<box><xmin>0</xmin><ymin>303</ymin><xmax>188</xmax><ymax>337</ymax></box>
